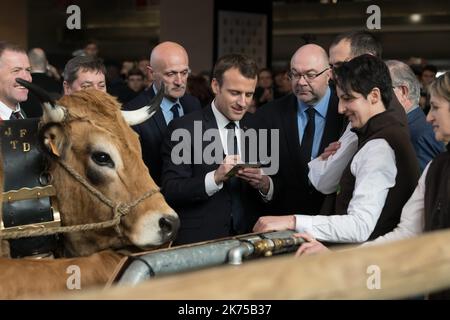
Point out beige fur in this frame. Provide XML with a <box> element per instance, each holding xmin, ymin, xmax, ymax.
<box><xmin>0</xmin><ymin>250</ymin><xmax>123</xmax><ymax>299</ymax></box>
<box><xmin>0</xmin><ymin>90</ymin><xmax>178</xmax><ymax>298</ymax></box>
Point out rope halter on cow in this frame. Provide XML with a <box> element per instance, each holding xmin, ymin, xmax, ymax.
<box><xmin>1</xmin><ymin>78</ymin><xmax>165</xmax><ymax>242</ymax></box>
<box><xmin>0</xmin><ymin>157</ymin><xmax>161</xmax><ymax>240</ymax></box>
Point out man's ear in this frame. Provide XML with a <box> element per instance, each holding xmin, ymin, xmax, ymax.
<box><xmin>211</xmin><ymin>78</ymin><xmax>220</xmax><ymax>95</ymax></box>
<box><xmin>369</xmin><ymin>87</ymin><xmax>382</xmax><ymax>105</ymax></box>
<box><xmin>147</xmin><ymin>66</ymin><xmax>154</xmax><ymax>77</ymax></box>
<box><xmin>39</xmin><ymin>123</ymin><xmax>68</xmax><ymax>158</ymax></box>
<box><xmin>400</xmin><ymin>85</ymin><xmax>409</xmax><ymax>98</ymax></box>
<box><xmin>63</xmin><ymin>81</ymin><xmax>71</xmax><ymax>95</ymax></box>
<box><xmin>324</xmin><ymin>68</ymin><xmax>332</xmax><ymax>81</ymax></box>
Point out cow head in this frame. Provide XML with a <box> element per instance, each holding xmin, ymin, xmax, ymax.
<box><xmin>16</xmin><ymin>79</ymin><xmax>179</xmax><ymax>257</ymax></box>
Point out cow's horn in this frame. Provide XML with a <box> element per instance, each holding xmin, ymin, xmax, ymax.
<box><xmin>121</xmin><ymin>83</ymin><xmax>164</xmax><ymax>126</ymax></box>
<box><xmin>15</xmin><ymin>78</ymin><xmax>66</xmax><ymax>123</ymax></box>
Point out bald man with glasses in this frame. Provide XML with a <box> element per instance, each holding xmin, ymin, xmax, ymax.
<box><xmin>254</xmin><ymin>44</ymin><xmax>345</xmax><ymax>221</ymax></box>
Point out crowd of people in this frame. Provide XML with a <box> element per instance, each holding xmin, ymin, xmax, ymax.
<box><xmin>0</xmin><ymin>30</ymin><xmax>449</xmax><ymax>298</ymax></box>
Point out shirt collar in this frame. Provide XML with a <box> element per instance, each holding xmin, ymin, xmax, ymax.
<box><xmin>211</xmin><ymin>100</ymin><xmax>240</xmax><ymax>129</ymax></box>
<box><xmin>152</xmin><ymin>84</ymin><xmax>181</xmax><ymax>112</ymax></box>
<box><xmin>0</xmin><ymin>100</ymin><xmax>20</xmax><ymax>120</ymax></box>
<box><xmin>298</xmin><ymin>86</ymin><xmax>331</xmax><ymax>118</ymax></box>
<box><xmin>406</xmin><ymin>104</ymin><xmax>420</xmax><ymax>114</ymax></box>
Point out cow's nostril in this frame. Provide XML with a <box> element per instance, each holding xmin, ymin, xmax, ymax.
<box><xmin>159</xmin><ymin>216</ymin><xmax>180</xmax><ymax>241</ymax></box>
<box><xmin>159</xmin><ymin>217</ymin><xmax>173</xmax><ymax>233</ymax></box>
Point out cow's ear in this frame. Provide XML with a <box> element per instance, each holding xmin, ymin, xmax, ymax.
<box><xmin>39</xmin><ymin>123</ymin><xmax>68</xmax><ymax>158</ymax></box>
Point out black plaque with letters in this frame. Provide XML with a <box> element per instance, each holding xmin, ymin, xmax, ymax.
<box><xmin>1</xmin><ymin>118</ymin><xmax>58</xmax><ymax>258</ymax></box>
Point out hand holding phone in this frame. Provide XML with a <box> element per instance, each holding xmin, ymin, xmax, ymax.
<box><xmin>225</xmin><ymin>162</ymin><xmax>262</xmax><ymax>178</ymax></box>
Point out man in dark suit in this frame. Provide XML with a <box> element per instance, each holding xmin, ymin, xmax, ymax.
<box><xmin>123</xmin><ymin>41</ymin><xmax>201</xmax><ymax>186</ymax></box>
<box><xmin>161</xmin><ymin>54</ymin><xmax>272</xmax><ymax>245</ymax></box>
<box><xmin>254</xmin><ymin>44</ymin><xmax>344</xmax><ymax>221</ymax></box>
<box><xmin>21</xmin><ymin>48</ymin><xmax>61</xmax><ymax>118</ymax></box>
<box><xmin>27</xmin><ymin>48</ymin><xmax>61</xmax><ymax>93</ymax></box>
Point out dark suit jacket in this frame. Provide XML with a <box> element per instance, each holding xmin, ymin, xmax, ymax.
<box><xmin>407</xmin><ymin>106</ymin><xmax>445</xmax><ymax>172</ymax></box>
<box><xmin>256</xmin><ymin>88</ymin><xmax>345</xmax><ymax>215</ymax></box>
<box><xmin>123</xmin><ymin>88</ymin><xmax>201</xmax><ymax>186</ymax></box>
<box><xmin>161</xmin><ymin>105</ymin><xmax>262</xmax><ymax>245</ymax></box>
<box><xmin>21</xmin><ymin>73</ymin><xmax>62</xmax><ymax>118</ymax></box>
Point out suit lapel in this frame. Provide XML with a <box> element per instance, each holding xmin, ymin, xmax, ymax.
<box><xmin>203</xmin><ymin>104</ymin><xmax>219</xmax><ymax>133</ymax></box>
<box><xmin>145</xmin><ymin>88</ymin><xmax>167</xmax><ymax>136</ymax></box>
<box><xmin>282</xmin><ymin>95</ymin><xmax>304</xmax><ymax>168</ymax></box>
<box><xmin>180</xmin><ymin>96</ymin><xmax>194</xmax><ymax>113</ymax></box>
<box><xmin>153</xmin><ymin>109</ymin><xmax>167</xmax><ymax>135</ymax></box>
<box><xmin>240</xmin><ymin>113</ymin><xmax>257</xmax><ymax>163</ymax></box>
<box><xmin>318</xmin><ymin>88</ymin><xmax>341</xmax><ymax>154</ymax></box>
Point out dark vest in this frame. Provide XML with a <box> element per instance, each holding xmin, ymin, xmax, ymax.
<box><xmin>424</xmin><ymin>143</ymin><xmax>450</xmax><ymax>232</ymax></box>
<box><xmin>334</xmin><ymin>111</ymin><xmax>420</xmax><ymax>241</ymax></box>
<box><xmin>424</xmin><ymin>143</ymin><xmax>450</xmax><ymax>299</ymax></box>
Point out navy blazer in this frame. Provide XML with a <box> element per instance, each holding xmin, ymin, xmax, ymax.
<box><xmin>407</xmin><ymin>106</ymin><xmax>445</xmax><ymax>172</ymax></box>
<box><xmin>123</xmin><ymin>88</ymin><xmax>201</xmax><ymax>186</ymax></box>
<box><xmin>256</xmin><ymin>89</ymin><xmax>345</xmax><ymax>215</ymax></box>
<box><xmin>161</xmin><ymin>105</ymin><xmax>262</xmax><ymax>245</ymax></box>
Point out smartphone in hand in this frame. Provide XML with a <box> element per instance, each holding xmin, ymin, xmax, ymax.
<box><xmin>225</xmin><ymin>162</ymin><xmax>262</xmax><ymax>178</ymax></box>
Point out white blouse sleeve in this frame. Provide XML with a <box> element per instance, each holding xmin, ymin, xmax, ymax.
<box><xmin>308</xmin><ymin>123</ymin><xmax>358</xmax><ymax>194</ymax></box>
<box><xmin>296</xmin><ymin>139</ymin><xmax>397</xmax><ymax>243</ymax></box>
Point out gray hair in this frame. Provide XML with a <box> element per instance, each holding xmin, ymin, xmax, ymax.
<box><xmin>385</xmin><ymin>60</ymin><xmax>420</xmax><ymax>105</ymax></box>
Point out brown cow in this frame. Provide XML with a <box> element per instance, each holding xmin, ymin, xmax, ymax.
<box><xmin>0</xmin><ymin>84</ymin><xmax>179</xmax><ymax>298</ymax></box>
<box><xmin>42</xmin><ymin>90</ymin><xmax>179</xmax><ymax>256</ymax></box>
<box><xmin>0</xmin><ymin>250</ymin><xmax>122</xmax><ymax>299</ymax></box>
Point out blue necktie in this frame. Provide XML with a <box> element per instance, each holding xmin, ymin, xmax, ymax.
<box><xmin>300</xmin><ymin>107</ymin><xmax>315</xmax><ymax>162</ymax></box>
<box><xmin>225</xmin><ymin>121</ymin><xmax>238</xmax><ymax>155</ymax></box>
<box><xmin>225</xmin><ymin>121</ymin><xmax>243</xmax><ymax>234</ymax></box>
<box><xmin>170</xmin><ymin>103</ymin><xmax>180</xmax><ymax>122</ymax></box>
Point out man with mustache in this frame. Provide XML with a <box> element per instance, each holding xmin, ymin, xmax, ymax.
<box><xmin>123</xmin><ymin>41</ymin><xmax>201</xmax><ymax>186</ymax></box>
<box><xmin>254</xmin><ymin>44</ymin><xmax>344</xmax><ymax>218</ymax></box>
<box><xmin>0</xmin><ymin>42</ymin><xmax>32</xmax><ymax>121</ymax></box>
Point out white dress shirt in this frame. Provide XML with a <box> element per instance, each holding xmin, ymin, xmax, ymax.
<box><xmin>308</xmin><ymin>122</ymin><xmax>358</xmax><ymax>194</ymax></box>
<box><xmin>0</xmin><ymin>100</ymin><xmax>21</xmax><ymax>120</ymax></box>
<box><xmin>365</xmin><ymin>163</ymin><xmax>428</xmax><ymax>246</ymax></box>
<box><xmin>295</xmin><ymin>139</ymin><xmax>397</xmax><ymax>243</ymax></box>
<box><xmin>204</xmin><ymin>100</ymin><xmax>273</xmax><ymax>200</ymax></box>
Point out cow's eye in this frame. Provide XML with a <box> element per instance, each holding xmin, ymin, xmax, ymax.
<box><xmin>91</xmin><ymin>152</ymin><xmax>114</xmax><ymax>168</ymax></box>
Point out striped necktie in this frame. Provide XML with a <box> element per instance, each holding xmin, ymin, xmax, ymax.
<box><xmin>10</xmin><ymin>110</ymin><xmax>24</xmax><ymax>120</ymax></box>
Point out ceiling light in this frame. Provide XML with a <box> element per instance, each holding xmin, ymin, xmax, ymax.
<box><xmin>410</xmin><ymin>14</ymin><xmax>422</xmax><ymax>23</ymax></box>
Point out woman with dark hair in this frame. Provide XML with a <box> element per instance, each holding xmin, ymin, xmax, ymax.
<box><xmin>295</xmin><ymin>72</ymin><xmax>450</xmax><ymax>299</ymax></box>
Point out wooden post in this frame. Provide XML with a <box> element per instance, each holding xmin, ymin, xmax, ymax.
<box><xmin>63</xmin><ymin>229</ymin><xmax>450</xmax><ymax>300</ymax></box>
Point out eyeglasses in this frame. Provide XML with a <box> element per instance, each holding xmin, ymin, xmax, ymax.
<box><xmin>288</xmin><ymin>67</ymin><xmax>330</xmax><ymax>82</ymax></box>
<box><xmin>162</xmin><ymin>69</ymin><xmax>191</xmax><ymax>79</ymax></box>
